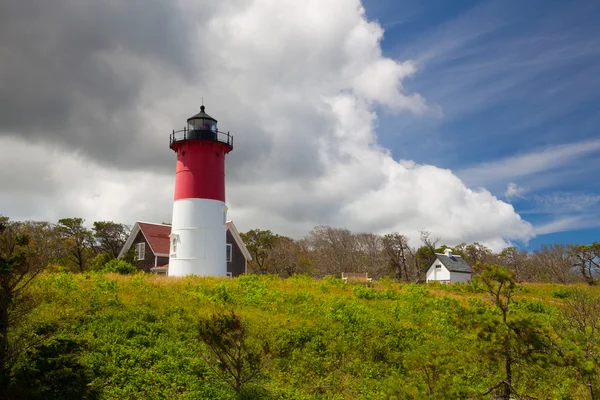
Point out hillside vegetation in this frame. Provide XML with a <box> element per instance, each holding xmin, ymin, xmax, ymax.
<box><xmin>7</xmin><ymin>273</ymin><xmax>600</xmax><ymax>399</ymax></box>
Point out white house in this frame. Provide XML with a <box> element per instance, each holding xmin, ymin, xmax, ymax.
<box><xmin>426</xmin><ymin>248</ymin><xmax>473</xmax><ymax>284</ymax></box>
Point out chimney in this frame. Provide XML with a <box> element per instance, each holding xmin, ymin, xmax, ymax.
<box><xmin>444</xmin><ymin>248</ymin><xmax>453</xmax><ymax>257</ymax></box>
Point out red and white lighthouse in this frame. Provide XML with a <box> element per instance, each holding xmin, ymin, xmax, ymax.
<box><xmin>168</xmin><ymin>105</ymin><xmax>233</xmax><ymax>277</ymax></box>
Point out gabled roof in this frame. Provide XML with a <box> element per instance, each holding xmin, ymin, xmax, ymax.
<box><xmin>118</xmin><ymin>221</ymin><xmax>171</xmax><ymax>258</ymax></box>
<box><xmin>434</xmin><ymin>253</ymin><xmax>472</xmax><ymax>273</ymax></box>
<box><xmin>138</xmin><ymin>222</ymin><xmax>171</xmax><ymax>255</ymax></box>
<box><xmin>226</xmin><ymin>221</ymin><xmax>252</xmax><ymax>261</ymax></box>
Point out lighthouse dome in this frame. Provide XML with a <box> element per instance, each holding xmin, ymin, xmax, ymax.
<box><xmin>170</xmin><ymin>105</ymin><xmax>233</xmax><ymax>151</ymax></box>
<box><xmin>187</xmin><ymin>105</ymin><xmax>217</xmax><ymax>133</ymax></box>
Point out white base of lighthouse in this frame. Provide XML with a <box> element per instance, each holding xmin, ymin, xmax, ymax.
<box><xmin>168</xmin><ymin>198</ymin><xmax>228</xmax><ymax>277</ymax></box>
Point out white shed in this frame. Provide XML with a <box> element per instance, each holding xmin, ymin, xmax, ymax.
<box><xmin>426</xmin><ymin>249</ymin><xmax>473</xmax><ymax>284</ymax></box>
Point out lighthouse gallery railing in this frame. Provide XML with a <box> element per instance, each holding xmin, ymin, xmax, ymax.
<box><xmin>170</xmin><ymin>128</ymin><xmax>233</xmax><ymax>148</ymax></box>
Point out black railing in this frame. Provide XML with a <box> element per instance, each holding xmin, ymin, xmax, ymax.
<box><xmin>169</xmin><ymin>127</ymin><xmax>233</xmax><ymax>148</ymax></box>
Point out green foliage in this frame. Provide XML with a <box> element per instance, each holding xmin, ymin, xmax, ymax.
<box><xmin>198</xmin><ymin>310</ymin><xmax>270</xmax><ymax>396</ymax></box>
<box><xmin>92</xmin><ymin>221</ymin><xmax>130</xmax><ymax>259</ymax></box>
<box><xmin>352</xmin><ymin>286</ymin><xmax>400</xmax><ymax>300</ymax></box>
<box><xmin>552</xmin><ymin>287</ymin><xmax>575</xmax><ymax>299</ymax></box>
<box><xmin>56</xmin><ymin>217</ymin><xmax>95</xmax><ymax>272</ymax></box>
<box><xmin>101</xmin><ymin>259</ymin><xmax>138</xmax><ymax>274</ymax></box>
<box><xmin>89</xmin><ymin>253</ymin><xmax>113</xmax><ymax>272</ymax></box>
<box><xmin>571</xmin><ymin>242</ymin><xmax>600</xmax><ymax>285</ymax></box>
<box><xmin>240</xmin><ymin>229</ymin><xmax>278</xmax><ymax>272</ymax></box>
<box><xmin>9</xmin><ymin>337</ymin><xmax>95</xmax><ymax>399</ymax></box>
<box><xmin>5</xmin><ymin>272</ymin><xmax>600</xmax><ymax>399</ymax></box>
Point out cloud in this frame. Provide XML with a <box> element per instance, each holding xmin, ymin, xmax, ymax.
<box><xmin>505</xmin><ymin>182</ymin><xmax>526</xmax><ymax>200</ymax></box>
<box><xmin>458</xmin><ymin>139</ymin><xmax>600</xmax><ymax>188</ymax></box>
<box><xmin>535</xmin><ymin>215</ymin><xmax>600</xmax><ymax>235</ymax></box>
<box><xmin>527</xmin><ymin>193</ymin><xmax>600</xmax><ymax>215</ymax></box>
<box><xmin>0</xmin><ymin>0</ymin><xmax>534</xmax><ymax>251</ymax></box>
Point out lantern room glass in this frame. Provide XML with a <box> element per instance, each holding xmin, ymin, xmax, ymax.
<box><xmin>188</xmin><ymin>118</ymin><xmax>216</xmax><ymax>132</ymax></box>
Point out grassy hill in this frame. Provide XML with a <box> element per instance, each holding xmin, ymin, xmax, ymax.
<box><xmin>10</xmin><ymin>273</ymin><xmax>600</xmax><ymax>399</ymax></box>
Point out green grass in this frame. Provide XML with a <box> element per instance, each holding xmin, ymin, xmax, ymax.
<box><xmin>12</xmin><ymin>273</ymin><xmax>600</xmax><ymax>399</ymax></box>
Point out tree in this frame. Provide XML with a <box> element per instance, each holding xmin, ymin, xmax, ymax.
<box><xmin>305</xmin><ymin>226</ymin><xmax>363</xmax><ymax>277</ymax></box>
<box><xmin>56</xmin><ymin>218</ymin><xmax>95</xmax><ymax>272</ymax></box>
<box><xmin>382</xmin><ymin>233</ymin><xmax>415</xmax><ymax>281</ymax></box>
<box><xmin>354</xmin><ymin>232</ymin><xmax>387</xmax><ymax>278</ymax></box>
<box><xmin>529</xmin><ymin>244</ymin><xmax>578</xmax><ymax>283</ymax></box>
<box><xmin>571</xmin><ymin>243</ymin><xmax>600</xmax><ymax>285</ymax></box>
<box><xmin>558</xmin><ymin>290</ymin><xmax>600</xmax><ymax>399</ymax></box>
<box><xmin>473</xmin><ymin>263</ymin><xmax>552</xmax><ymax>400</ymax></box>
<box><xmin>454</xmin><ymin>242</ymin><xmax>493</xmax><ymax>267</ymax></box>
<box><xmin>198</xmin><ymin>311</ymin><xmax>270</xmax><ymax>397</ymax></box>
<box><xmin>0</xmin><ymin>217</ymin><xmax>54</xmax><ymax>392</ymax></box>
<box><xmin>9</xmin><ymin>337</ymin><xmax>95</xmax><ymax>399</ymax></box>
<box><xmin>240</xmin><ymin>229</ymin><xmax>278</xmax><ymax>272</ymax></box>
<box><xmin>92</xmin><ymin>221</ymin><xmax>130</xmax><ymax>259</ymax></box>
<box><xmin>266</xmin><ymin>237</ymin><xmax>313</xmax><ymax>277</ymax></box>
<box><xmin>498</xmin><ymin>246</ymin><xmax>529</xmax><ymax>281</ymax></box>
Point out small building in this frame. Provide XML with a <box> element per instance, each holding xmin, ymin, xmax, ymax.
<box><xmin>118</xmin><ymin>221</ymin><xmax>251</xmax><ymax>277</ymax></box>
<box><xmin>426</xmin><ymin>248</ymin><xmax>473</xmax><ymax>284</ymax></box>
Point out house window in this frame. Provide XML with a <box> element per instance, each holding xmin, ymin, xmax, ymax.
<box><xmin>135</xmin><ymin>243</ymin><xmax>146</xmax><ymax>261</ymax></box>
<box><xmin>226</xmin><ymin>244</ymin><xmax>232</xmax><ymax>262</ymax></box>
<box><xmin>171</xmin><ymin>237</ymin><xmax>177</xmax><ymax>254</ymax></box>
<box><xmin>435</xmin><ymin>264</ymin><xmax>441</xmax><ymax>269</ymax></box>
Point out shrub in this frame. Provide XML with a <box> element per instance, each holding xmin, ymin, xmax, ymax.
<box><xmin>101</xmin><ymin>259</ymin><xmax>138</xmax><ymax>275</ymax></box>
<box><xmin>198</xmin><ymin>311</ymin><xmax>270</xmax><ymax>395</ymax></box>
<box><xmin>9</xmin><ymin>337</ymin><xmax>95</xmax><ymax>400</ymax></box>
<box><xmin>353</xmin><ymin>287</ymin><xmax>400</xmax><ymax>300</ymax></box>
<box><xmin>89</xmin><ymin>253</ymin><xmax>113</xmax><ymax>272</ymax></box>
<box><xmin>552</xmin><ymin>287</ymin><xmax>574</xmax><ymax>299</ymax></box>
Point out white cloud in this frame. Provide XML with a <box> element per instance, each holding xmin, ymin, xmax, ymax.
<box><xmin>505</xmin><ymin>182</ymin><xmax>526</xmax><ymax>200</ymax></box>
<box><xmin>458</xmin><ymin>139</ymin><xmax>600</xmax><ymax>188</ymax></box>
<box><xmin>534</xmin><ymin>215</ymin><xmax>600</xmax><ymax>235</ymax></box>
<box><xmin>0</xmin><ymin>0</ymin><xmax>535</xmax><ymax>251</ymax></box>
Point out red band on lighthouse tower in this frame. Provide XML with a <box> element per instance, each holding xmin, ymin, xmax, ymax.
<box><xmin>172</xmin><ymin>140</ymin><xmax>230</xmax><ymax>202</ymax></box>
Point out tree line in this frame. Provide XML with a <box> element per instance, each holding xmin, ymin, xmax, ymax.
<box><xmin>241</xmin><ymin>225</ymin><xmax>600</xmax><ymax>284</ymax></box>
<box><xmin>1</xmin><ymin>216</ymin><xmax>598</xmax><ymax>284</ymax></box>
<box><xmin>0</xmin><ymin>217</ymin><xmax>131</xmax><ymax>274</ymax></box>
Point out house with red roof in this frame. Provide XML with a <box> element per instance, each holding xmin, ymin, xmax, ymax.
<box><xmin>118</xmin><ymin>221</ymin><xmax>251</xmax><ymax>277</ymax></box>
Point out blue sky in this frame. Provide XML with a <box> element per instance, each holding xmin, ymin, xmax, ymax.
<box><xmin>363</xmin><ymin>0</ymin><xmax>600</xmax><ymax>249</ymax></box>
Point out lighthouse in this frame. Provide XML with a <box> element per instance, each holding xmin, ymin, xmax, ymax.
<box><xmin>168</xmin><ymin>105</ymin><xmax>233</xmax><ymax>277</ymax></box>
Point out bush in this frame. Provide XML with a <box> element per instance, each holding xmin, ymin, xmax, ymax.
<box><xmin>552</xmin><ymin>287</ymin><xmax>574</xmax><ymax>299</ymax></box>
<box><xmin>9</xmin><ymin>337</ymin><xmax>95</xmax><ymax>400</ymax></box>
<box><xmin>353</xmin><ymin>287</ymin><xmax>400</xmax><ymax>300</ymax></box>
<box><xmin>89</xmin><ymin>253</ymin><xmax>113</xmax><ymax>272</ymax></box>
<box><xmin>101</xmin><ymin>259</ymin><xmax>138</xmax><ymax>275</ymax></box>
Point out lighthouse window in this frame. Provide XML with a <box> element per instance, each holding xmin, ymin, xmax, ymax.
<box><xmin>170</xmin><ymin>234</ymin><xmax>179</xmax><ymax>256</ymax></box>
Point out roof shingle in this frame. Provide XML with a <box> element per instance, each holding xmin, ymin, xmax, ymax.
<box><xmin>436</xmin><ymin>254</ymin><xmax>472</xmax><ymax>273</ymax></box>
<box><xmin>138</xmin><ymin>222</ymin><xmax>171</xmax><ymax>255</ymax></box>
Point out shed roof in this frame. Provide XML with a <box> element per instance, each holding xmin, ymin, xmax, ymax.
<box><xmin>435</xmin><ymin>254</ymin><xmax>472</xmax><ymax>273</ymax></box>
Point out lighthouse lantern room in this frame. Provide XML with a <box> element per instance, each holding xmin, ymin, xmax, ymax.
<box><xmin>168</xmin><ymin>105</ymin><xmax>233</xmax><ymax>277</ymax></box>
